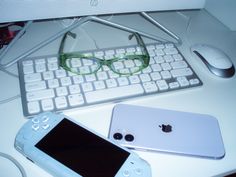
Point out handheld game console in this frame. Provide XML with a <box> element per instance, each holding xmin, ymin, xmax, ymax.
<box><xmin>15</xmin><ymin>112</ymin><xmax>151</xmax><ymax>177</ymax></box>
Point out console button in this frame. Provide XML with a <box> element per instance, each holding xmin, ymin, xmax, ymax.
<box><xmin>32</xmin><ymin>117</ymin><xmax>40</xmax><ymax>124</ymax></box>
<box><xmin>42</xmin><ymin>115</ymin><xmax>49</xmax><ymax>122</ymax></box>
<box><xmin>134</xmin><ymin>168</ymin><xmax>142</xmax><ymax>175</ymax></box>
<box><xmin>42</xmin><ymin>123</ymin><xmax>50</xmax><ymax>130</ymax></box>
<box><xmin>32</xmin><ymin>124</ymin><xmax>40</xmax><ymax>131</ymax></box>
<box><xmin>123</xmin><ymin>170</ymin><xmax>130</xmax><ymax>177</ymax></box>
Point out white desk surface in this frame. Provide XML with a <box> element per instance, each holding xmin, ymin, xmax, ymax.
<box><xmin>0</xmin><ymin>9</ymin><xmax>236</xmax><ymax>177</ymax></box>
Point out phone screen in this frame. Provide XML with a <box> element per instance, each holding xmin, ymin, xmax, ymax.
<box><xmin>36</xmin><ymin>118</ymin><xmax>130</xmax><ymax>177</ymax></box>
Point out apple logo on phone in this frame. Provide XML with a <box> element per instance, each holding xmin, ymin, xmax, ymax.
<box><xmin>159</xmin><ymin>124</ymin><xmax>172</xmax><ymax>133</ymax></box>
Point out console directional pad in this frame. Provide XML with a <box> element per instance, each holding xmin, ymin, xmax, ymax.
<box><xmin>31</xmin><ymin>115</ymin><xmax>50</xmax><ymax>131</ymax></box>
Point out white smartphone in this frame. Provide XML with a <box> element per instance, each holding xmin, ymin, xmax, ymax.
<box><xmin>14</xmin><ymin>112</ymin><xmax>151</xmax><ymax>177</ymax></box>
<box><xmin>108</xmin><ymin>104</ymin><xmax>225</xmax><ymax>159</ymax></box>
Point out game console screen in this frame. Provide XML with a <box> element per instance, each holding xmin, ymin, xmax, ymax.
<box><xmin>36</xmin><ymin>118</ymin><xmax>130</xmax><ymax>177</ymax></box>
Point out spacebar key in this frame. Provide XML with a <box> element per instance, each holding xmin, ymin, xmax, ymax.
<box><xmin>85</xmin><ymin>84</ymin><xmax>144</xmax><ymax>104</ymax></box>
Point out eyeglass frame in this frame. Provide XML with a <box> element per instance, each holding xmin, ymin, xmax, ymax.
<box><xmin>58</xmin><ymin>31</ymin><xmax>150</xmax><ymax>75</ymax></box>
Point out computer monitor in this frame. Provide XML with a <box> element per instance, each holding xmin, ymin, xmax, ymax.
<box><xmin>0</xmin><ymin>0</ymin><xmax>205</xmax><ymax>23</ymax></box>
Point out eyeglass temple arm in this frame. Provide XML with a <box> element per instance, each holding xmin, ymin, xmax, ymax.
<box><xmin>129</xmin><ymin>32</ymin><xmax>150</xmax><ymax>66</ymax></box>
<box><xmin>58</xmin><ymin>31</ymin><xmax>76</xmax><ymax>54</ymax></box>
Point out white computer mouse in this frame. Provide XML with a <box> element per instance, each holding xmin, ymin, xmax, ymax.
<box><xmin>191</xmin><ymin>44</ymin><xmax>235</xmax><ymax>78</ymax></box>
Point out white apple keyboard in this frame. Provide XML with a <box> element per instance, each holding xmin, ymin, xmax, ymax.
<box><xmin>18</xmin><ymin>42</ymin><xmax>202</xmax><ymax>117</ymax></box>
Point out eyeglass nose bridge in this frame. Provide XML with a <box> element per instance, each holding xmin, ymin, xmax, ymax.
<box><xmin>98</xmin><ymin>59</ymin><xmax>113</xmax><ymax>67</ymax></box>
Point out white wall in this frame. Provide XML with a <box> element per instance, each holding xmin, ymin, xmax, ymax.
<box><xmin>205</xmin><ymin>0</ymin><xmax>236</xmax><ymax>31</ymax></box>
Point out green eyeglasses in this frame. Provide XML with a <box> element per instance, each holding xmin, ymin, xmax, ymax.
<box><xmin>59</xmin><ymin>31</ymin><xmax>150</xmax><ymax>75</ymax></box>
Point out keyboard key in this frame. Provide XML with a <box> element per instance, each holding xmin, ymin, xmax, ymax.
<box><xmin>177</xmin><ymin>76</ymin><xmax>190</xmax><ymax>87</ymax></box>
<box><xmin>156</xmin><ymin>80</ymin><xmax>169</xmax><ymax>91</ymax></box>
<box><xmin>169</xmin><ymin>82</ymin><xmax>180</xmax><ymax>89</ymax></box>
<box><xmin>43</xmin><ymin>71</ymin><xmax>54</xmax><ymax>80</ymax></box>
<box><xmin>23</xmin><ymin>60</ymin><xmax>33</xmax><ymax>66</ymax></box>
<box><xmin>143</xmin><ymin>81</ymin><xmax>158</xmax><ymax>93</ymax></box>
<box><xmin>85</xmin><ymin>84</ymin><xmax>144</xmax><ymax>104</ymax></box>
<box><xmin>35</xmin><ymin>63</ymin><xmax>46</xmax><ymax>72</ymax></box>
<box><xmin>117</xmin><ymin>77</ymin><xmax>129</xmax><ymax>86</ymax></box>
<box><xmin>81</xmin><ymin>83</ymin><xmax>93</xmax><ymax>92</ymax></box>
<box><xmin>68</xmin><ymin>94</ymin><xmax>84</xmax><ymax>106</ymax></box>
<box><xmin>129</xmin><ymin>75</ymin><xmax>140</xmax><ymax>84</ymax></box>
<box><xmin>106</xmin><ymin>79</ymin><xmax>117</xmax><ymax>88</ymax></box>
<box><xmin>23</xmin><ymin>65</ymin><xmax>34</xmax><ymax>74</ymax></box>
<box><xmin>171</xmin><ymin>61</ymin><xmax>188</xmax><ymax>69</ymax></box>
<box><xmin>55</xmin><ymin>96</ymin><xmax>68</xmax><ymax>109</ymax></box>
<box><xmin>27</xmin><ymin>101</ymin><xmax>40</xmax><ymax>114</ymax></box>
<box><xmin>24</xmin><ymin>73</ymin><xmax>41</xmax><ymax>82</ymax></box>
<box><xmin>41</xmin><ymin>99</ymin><xmax>54</xmax><ymax>111</ymax></box>
<box><xmin>150</xmin><ymin>72</ymin><xmax>161</xmax><ymax>81</ymax></box>
<box><xmin>69</xmin><ymin>85</ymin><xmax>81</xmax><ymax>94</ymax></box>
<box><xmin>171</xmin><ymin>68</ymin><xmax>193</xmax><ymax>77</ymax></box>
<box><xmin>163</xmin><ymin>47</ymin><xmax>178</xmax><ymax>55</ymax></box>
<box><xmin>161</xmin><ymin>63</ymin><xmax>171</xmax><ymax>71</ymax></box>
<box><xmin>48</xmin><ymin>79</ymin><xmax>59</xmax><ymax>88</ymax></box>
<box><xmin>55</xmin><ymin>69</ymin><xmax>67</xmax><ymax>78</ymax></box>
<box><xmin>27</xmin><ymin>89</ymin><xmax>55</xmax><ymax>101</ymax></box>
<box><xmin>60</xmin><ymin>77</ymin><xmax>72</xmax><ymax>86</ymax></box>
<box><xmin>25</xmin><ymin>81</ymin><xmax>46</xmax><ymax>92</ymax></box>
<box><xmin>173</xmin><ymin>54</ymin><xmax>183</xmax><ymax>61</ymax></box>
<box><xmin>47</xmin><ymin>62</ymin><xmax>58</xmax><ymax>70</ymax></box>
<box><xmin>190</xmin><ymin>78</ymin><xmax>200</xmax><ymax>85</ymax></box>
<box><xmin>140</xmin><ymin>74</ymin><xmax>151</xmax><ymax>82</ymax></box>
<box><xmin>56</xmin><ymin>87</ymin><xmax>68</xmax><ymax>96</ymax></box>
<box><xmin>160</xmin><ymin>70</ymin><xmax>171</xmax><ymax>79</ymax></box>
<box><xmin>73</xmin><ymin>75</ymin><xmax>84</xmax><ymax>84</ymax></box>
<box><xmin>94</xmin><ymin>81</ymin><xmax>106</xmax><ymax>90</ymax></box>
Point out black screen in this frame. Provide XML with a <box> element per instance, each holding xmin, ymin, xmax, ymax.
<box><xmin>36</xmin><ymin>119</ymin><xmax>129</xmax><ymax>177</ymax></box>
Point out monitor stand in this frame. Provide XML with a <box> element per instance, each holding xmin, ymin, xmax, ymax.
<box><xmin>0</xmin><ymin>12</ymin><xmax>182</xmax><ymax>69</ymax></box>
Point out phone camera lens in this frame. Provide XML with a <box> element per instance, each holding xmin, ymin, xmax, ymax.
<box><xmin>125</xmin><ymin>134</ymin><xmax>134</xmax><ymax>142</ymax></box>
<box><xmin>113</xmin><ymin>133</ymin><xmax>123</xmax><ymax>140</ymax></box>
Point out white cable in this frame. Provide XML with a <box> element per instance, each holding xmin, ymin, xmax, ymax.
<box><xmin>0</xmin><ymin>66</ymin><xmax>18</xmax><ymax>78</ymax></box>
<box><xmin>0</xmin><ymin>94</ymin><xmax>21</xmax><ymax>105</ymax></box>
<box><xmin>0</xmin><ymin>152</ymin><xmax>27</xmax><ymax>177</ymax></box>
